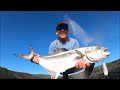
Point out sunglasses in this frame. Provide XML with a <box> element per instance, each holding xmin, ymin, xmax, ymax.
<box><xmin>56</xmin><ymin>24</ymin><xmax>68</xmax><ymax>31</ymax></box>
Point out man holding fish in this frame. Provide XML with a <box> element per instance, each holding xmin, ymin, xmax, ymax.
<box><xmin>31</xmin><ymin>22</ymin><xmax>94</xmax><ymax>79</ymax></box>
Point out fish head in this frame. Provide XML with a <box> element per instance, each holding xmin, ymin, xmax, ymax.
<box><xmin>86</xmin><ymin>46</ymin><xmax>110</xmax><ymax>62</ymax></box>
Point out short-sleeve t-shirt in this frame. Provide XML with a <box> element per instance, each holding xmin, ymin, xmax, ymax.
<box><xmin>48</xmin><ymin>38</ymin><xmax>80</xmax><ymax>55</ymax></box>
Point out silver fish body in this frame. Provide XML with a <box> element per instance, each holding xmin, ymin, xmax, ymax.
<box><xmin>14</xmin><ymin>45</ymin><xmax>110</xmax><ymax>79</ymax></box>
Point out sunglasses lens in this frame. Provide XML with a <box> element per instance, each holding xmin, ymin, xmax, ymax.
<box><xmin>56</xmin><ymin>23</ymin><xmax>68</xmax><ymax>31</ymax></box>
<box><xmin>57</xmin><ymin>27</ymin><xmax>62</xmax><ymax>30</ymax></box>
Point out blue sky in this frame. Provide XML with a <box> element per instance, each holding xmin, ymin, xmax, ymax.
<box><xmin>0</xmin><ymin>11</ymin><xmax>120</xmax><ymax>74</ymax></box>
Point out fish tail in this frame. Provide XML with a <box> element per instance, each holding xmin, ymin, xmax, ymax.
<box><xmin>14</xmin><ymin>44</ymin><xmax>37</xmax><ymax>60</ymax></box>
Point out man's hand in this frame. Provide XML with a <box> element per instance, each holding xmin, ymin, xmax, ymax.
<box><xmin>30</xmin><ymin>53</ymin><xmax>39</xmax><ymax>64</ymax></box>
<box><xmin>75</xmin><ymin>60</ymin><xmax>90</xmax><ymax>69</ymax></box>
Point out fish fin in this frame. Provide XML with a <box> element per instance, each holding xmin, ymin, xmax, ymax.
<box><xmin>46</xmin><ymin>69</ymin><xmax>60</xmax><ymax>79</ymax></box>
<box><xmin>102</xmin><ymin>62</ymin><xmax>108</xmax><ymax>76</ymax></box>
<box><xmin>14</xmin><ymin>54</ymin><xmax>33</xmax><ymax>60</ymax></box>
<box><xmin>51</xmin><ymin>72</ymin><xmax>60</xmax><ymax>79</ymax></box>
<box><xmin>75</xmin><ymin>50</ymin><xmax>84</xmax><ymax>58</ymax></box>
<box><xmin>14</xmin><ymin>44</ymin><xmax>34</xmax><ymax>60</ymax></box>
<box><xmin>30</xmin><ymin>44</ymin><xmax>34</xmax><ymax>54</ymax></box>
<box><xmin>75</xmin><ymin>56</ymin><xmax>82</xmax><ymax>59</ymax></box>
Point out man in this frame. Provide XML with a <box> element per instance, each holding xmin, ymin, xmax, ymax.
<box><xmin>31</xmin><ymin>22</ymin><xmax>95</xmax><ymax>79</ymax></box>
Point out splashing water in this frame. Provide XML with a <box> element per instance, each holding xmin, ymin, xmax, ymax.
<box><xmin>64</xmin><ymin>15</ymin><xmax>94</xmax><ymax>46</ymax></box>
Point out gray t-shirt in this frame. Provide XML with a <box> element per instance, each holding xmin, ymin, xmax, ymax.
<box><xmin>48</xmin><ymin>38</ymin><xmax>80</xmax><ymax>55</ymax></box>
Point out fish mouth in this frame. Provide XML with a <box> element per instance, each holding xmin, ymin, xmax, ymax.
<box><xmin>102</xmin><ymin>48</ymin><xmax>110</xmax><ymax>56</ymax></box>
<box><xmin>105</xmin><ymin>52</ymin><xmax>110</xmax><ymax>56</ymax></box>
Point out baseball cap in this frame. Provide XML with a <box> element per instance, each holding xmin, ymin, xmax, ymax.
<box><xmin>56</xmin><ymin>22</ymin><xmax>69</xmax><ymax>30</ymax></box>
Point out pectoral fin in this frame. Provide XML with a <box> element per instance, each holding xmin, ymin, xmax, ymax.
<box><xmin>75</xmin><ymin>50</ymin><xmax>84</xmax><ymax>58</ymax></box>
<box><xmin>102</xmin><ymin>62</ymin><xmax>108</xmax><ymax>76</ymax></box>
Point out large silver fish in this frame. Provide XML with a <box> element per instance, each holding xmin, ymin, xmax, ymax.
<box><xmin>14</xmin><ymin>45</ymin><xmax>110</xmax><ymax>79</ymax></box>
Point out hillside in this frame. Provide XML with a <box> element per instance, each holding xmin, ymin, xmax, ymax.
<box><xmin>0</xmin><ymin>58</ymin><xmax>120</xmax><ymax>79</ymax></box>
<box><xmin>69</xmin><ymin>58</ymin><xmax>120</xmax><ymax>79</ymax></box>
